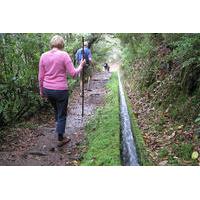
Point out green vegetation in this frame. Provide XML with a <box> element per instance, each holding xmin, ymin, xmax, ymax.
<box><xmin>81</xmin><ymin>73</ymin><xmax>121</xmax><ymax>166</ymax></box>
<box><xmin>168</xmin><ymin>155</ymin><xmax>180</xmax><ymax>165</ymax></box>
<box><xmin>117</xmin><ymin>33</ymin><xmax>200</xmax><ymax>122</ymax></box>
<box><xmin>2</xmin><ymin>32</ymin><xmax>200</xmax><ymax>165</ymax></box>
<box><xmin>172</xmin><ymin>143</ymin><xmax>193</xmax><ymax>161</ymax></box>
<box><xmin>0</xmin><ymin>33</ymin><xmax>109</xmax><ymax>130</ymax></box>
<box><xmin>117</xmin><ymin>33</ymin><xmax>200</xmax><ymax>165</ymax></box>
<box><xmin>0</xmin><ymin>33</ymin><xmax>50</xmax><ymax>127</ymax></box>
<box><xmin>158</xmin><ymin>148</ymin><xmax>169</xmax><ymax>159</ymax></box>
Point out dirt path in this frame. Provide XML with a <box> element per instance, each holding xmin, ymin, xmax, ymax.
<box><xmin>0</xmin><ymin>71</ymin><xmax>111</xmax><ymax>166</ymax></box>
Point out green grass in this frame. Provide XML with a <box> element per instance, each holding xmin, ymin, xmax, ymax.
<box><xmin>172</xmin><ymin>143</ymin><xmax>193</xmax><ymax>161</ymax></box>
<box><xmin>168</xmin><ymin>143</ymin><xmax>198</xmax><ymax>165</ymax></box>
<box><xmin>80</xmin><ymin>73</ymin><xmax>121</xmax><ymax>166</ymax></box>
<box><xmin>168</xmin><ymin>155</ymin><xmax>180</xmax><ymax>165</ymax></box>
<box><xmin>158</xmin><ymin>147</ymin><xmax>169</xmax><ymax>159</ymax></box>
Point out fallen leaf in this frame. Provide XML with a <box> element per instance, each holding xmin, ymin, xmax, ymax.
<box><xmin>158</xmin><ymin>160</ymin><xmax>168</xmax><ymax>166</ymax></box>
<box><xmin>192</xmin><ymin>151</ymin><xmax>199</xmax><ymax>160</ymax></box>
<box><xmin>178</xmin><ymin>125</ymin><xmax>184</xmax><ymax>130</ymax></box>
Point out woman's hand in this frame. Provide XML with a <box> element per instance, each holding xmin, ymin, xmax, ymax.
<box><xmin>80</xmin><ymin>59</ymin><xmax>86</xmax><ymax>68</ymax></box>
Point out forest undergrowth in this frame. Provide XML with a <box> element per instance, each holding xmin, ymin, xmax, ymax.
<box><xmin>118</xmin><ymin>33</ymin><xmax>200</xmax><ymax>165</ymax></box>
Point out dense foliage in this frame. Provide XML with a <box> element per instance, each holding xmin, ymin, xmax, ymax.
<box><xmin>118</xmin><ymin>33</ymin><xmax>200</xmax><ymax>123</ymax></box>
<box><xmin>117</xmin><ymin>33</ymin><xmax>200</xmax><ymax>165</ymax></box>
<box><xmin>0</xmin><ymin>33</ymin><xmax>108</xmax><ymax>128</ymax></box>
<box><xmin>0</xmin><ymin>33</ymin><xmax>49</xmax><ymax>126</ymax></box>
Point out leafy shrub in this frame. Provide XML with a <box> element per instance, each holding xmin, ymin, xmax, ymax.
<box><xmin>0</xmin><ymin>33</ymin><xmax>110</xmax><ymax>128</ymax></box>
<box><xmin>117</xmin><ymin>33</ymin><xmax>200</xmax><ymax>122</ymax></box>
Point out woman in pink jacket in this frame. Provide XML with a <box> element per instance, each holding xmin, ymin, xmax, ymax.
<box><xmin>38</xmin><ymin>35</ymin><xmax>85</xmax><ymax>146</ymax></box>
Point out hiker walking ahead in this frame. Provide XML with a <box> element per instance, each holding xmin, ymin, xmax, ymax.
<box><xmin>103</xmin><ymin>63</ymin><xmax>110</xmax><ymax>72</ymax></box>
<box><xmin>75</xmin><ymin>41</ymin><xmax>92</xmax><ymax>94</ymax></box>
<box><xmin>38</xmin><ymin>35</ymin><xmax>85</xmax><ymax>146</ymax></box>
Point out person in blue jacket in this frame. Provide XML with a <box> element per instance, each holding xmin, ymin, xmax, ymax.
<box><xmin>75</xmin><ymin>41</ymin><xmax>92</xmax><ymax>95</ymax></box>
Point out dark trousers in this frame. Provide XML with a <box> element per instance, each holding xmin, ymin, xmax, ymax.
<box><xmin>43</xmin><ymin>88</ymin><xmax>69</xmax><ymax>136</ymax></box>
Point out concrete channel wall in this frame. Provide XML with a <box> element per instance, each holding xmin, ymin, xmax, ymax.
<box><xmin>118</xmin><ymin>72</ymin><xmax>139</xmax><ymax>166</ymax></box>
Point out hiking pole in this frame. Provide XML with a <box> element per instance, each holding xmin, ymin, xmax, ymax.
<box><xmin>82</xmin><ymin>36</ymin><xmax>85</xmax><ymax>117</ymax></box>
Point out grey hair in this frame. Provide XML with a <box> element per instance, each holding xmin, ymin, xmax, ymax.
<box><xmin>50</xmin><ymin>35</ymin><xmax>65</xmax><ymax>49</ymax></box>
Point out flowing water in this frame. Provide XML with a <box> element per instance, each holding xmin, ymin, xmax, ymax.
<box><xmin>118</xmin><ymin>72</ymin><xmax>139</xmax><ymax>166</ymax></box>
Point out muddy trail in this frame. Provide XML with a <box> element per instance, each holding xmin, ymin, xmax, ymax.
<box><xmin>0</xmin><ymin>71</ymin><xmax>111</xmax><ymax>166</ymax></box>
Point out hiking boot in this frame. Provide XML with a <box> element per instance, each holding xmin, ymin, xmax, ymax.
<box><xmin>57</xmin><ymin>135</ymin><xmax>71</xmax><ymax>147</ymax></box>
<box><xmin>58</xmin><ymin>134</ymin><xmax>64</xmax><ymax>141</ymax></box>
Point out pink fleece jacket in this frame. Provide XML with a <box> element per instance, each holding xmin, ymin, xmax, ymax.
<box><xmin>38</xmin><ymin>48</ymin><xmax>82</xmax><ymax>92</ymax></box>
